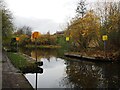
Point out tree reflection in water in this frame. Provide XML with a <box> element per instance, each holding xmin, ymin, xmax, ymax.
<box><xmin>60</xmin><ymin>60</ymin><xmax>120</xmax><ymax>88</ymax></box>
<box><xmin>20</xmin><ymin>48</ymin><xmax>120</xmax><ymax>88</ymax></box>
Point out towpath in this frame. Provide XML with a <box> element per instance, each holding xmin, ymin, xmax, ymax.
<box><xmin>2</xmin><ymin>51</ymin><xmax>33</xmax><ymax>89</ymax></box>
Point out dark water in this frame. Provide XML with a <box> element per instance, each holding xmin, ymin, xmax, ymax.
<box><xmin>20</xmin><ymin>48</ymin><xmax>120</xmax><ymax>88</ymax></box>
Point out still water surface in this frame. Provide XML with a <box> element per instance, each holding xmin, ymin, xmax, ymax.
<box><xmin>20</xmin><ymin>48</ymin><xmax>120</xmax><ymax>88</ymax></box>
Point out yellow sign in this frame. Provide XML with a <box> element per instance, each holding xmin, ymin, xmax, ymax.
<box><xmin>102</xmin><ymin>35</ymin><xmax>108</xmax><ymax>41</ymax></box>
<box><xmin>16</xmin><ymin>37</ymin><xmax>19</xmax><ymax>41</ymax></box>
<box><xmin>66</xmin><ymin>37</ymin><xmax>69</xmax><ymax>41</ymax></box>
<box><xmin>32</xmin><ymin>32</ymin><xmax>41</xmax><ymax>39</ymax></box>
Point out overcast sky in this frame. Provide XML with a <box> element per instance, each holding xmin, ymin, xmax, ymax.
<box><xmin>4</xmin><ymin>0</ymin><xmax>78</xmax><ymax>34</ymax></box>
<box><xmin>5</xmin><ymin>0</ymin><xmax>117</xmax><ymax>34</ymax></box>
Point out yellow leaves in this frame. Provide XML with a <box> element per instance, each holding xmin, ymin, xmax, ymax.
<box><xmin>107</xmin><ymin>13</ymin><xmax>120</xmax><ymax>33</ymax></box>
<box><xmin>19</xmin><ymin>34</ymin><xmax>28</xmax><ymax>41</ymax></box>
<box><xmin>65</xmin><ymin>10</ymin><xmax>101</xmax><ymax>47</ymax></box>
<box><xmin>81</xmin><ymin>30</ymin><xmax>88</xmax><ymax>37</ymax></box>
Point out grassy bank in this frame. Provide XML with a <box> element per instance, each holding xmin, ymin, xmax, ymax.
<box><xmin>25</xmin><ymin>45</ymin><xmax>61</xmax><ymax>49</ymax></box>
<box><xmin>7</xmin><ymin>52</ymin><xmax>37</xmax><ymax>73</ymax></box>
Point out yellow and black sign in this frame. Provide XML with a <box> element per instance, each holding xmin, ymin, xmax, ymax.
<box><xmin>66</xmin><ymin>37</ymin><xmax>69</xmax><ymax>41</ymax></box>
<box><xmin>102</xmin><ymin>35</ymin><xmax>108</xmax><ymax>41</ymax></box>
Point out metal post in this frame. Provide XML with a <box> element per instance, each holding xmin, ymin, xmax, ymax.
<box><xmin>35</xmin><ymin>38</ymin><xmax>37</xmax><ymax>62</ymax></box>
<box><xmin>35</xmin><ymin>38</ymin><xmax>38</xmax><ymax>90</ymax></box>
<box><xmin>35</xmin><ymin>73</ymin><xmax>37</xmax><ymax>90</ymax></box>
<box><xmin>67</xmin><ymin>41</ymin><xmax>69</xmax><ymax>52</ymax></box>
<box><xmin>104</xmin><ymin>41</ymin><xmax>106</xmax><ymax>58</ymax></box>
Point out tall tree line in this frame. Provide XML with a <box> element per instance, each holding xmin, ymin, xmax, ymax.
<box><xmin>65</xmin><ymin>0</ymin><xmax>120</xmax><ymax>51</ymax></box>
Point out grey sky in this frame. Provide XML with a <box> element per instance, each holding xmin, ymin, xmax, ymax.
<box><xmin>13</xmin><ymin>16</ymin><xmax>67</xmax><ymax>34</ymax></box>
<box><xmin>5</xmin><ymin>0</ymin><xmax>79</xmax><ymax>34</ymax></box>
<box><xmin>5</xmin><ymin>0</ymin><xmax>117</xmax><ymax>34</ymax></box>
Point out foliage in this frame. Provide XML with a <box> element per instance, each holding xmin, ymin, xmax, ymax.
<box><xmin>56</xmin><ymin>35</ymin><xmax>68</xmax><ymax>49</ymax></box>
<box><xmin>1</xmin><ymin>1</ymin><xmax>14</xmax><ymax>45</ymax></box>
<box><xmin>18</xmin><ymin>34</ymin><xmax>30</xmax><ymax>46</ymax></box>
<box><xmin>13</xmin><ymin>26</ymin><xmax>32</xmax><ymax>46</ymax></box>
<box><xmin>65</xmin><ymin>11</ymin><xmax>100</xmax><ymax>50</ymax></box>
<box><xmin>15</xmin><ymin>31</ymin><xmax>58</xmax><ymax>47</ymax></box>
<box><xmin>65</xmin><ymin>1</ymin><xmax>120</xmax><ymax>52</ymax></box>
<box><xmin>106</xmin><ymin>2</ymin><xmax>120</xmax><ymax>49</ymax></box>
<box><xmin>15</xmin><ymin>26</ymin><xmax>32</xmax><ymax>37</ymax></box>
<box><xmin>35</xmin><ymin>34</ymin><xmax>57</xmax><ymax>45</ymax></box>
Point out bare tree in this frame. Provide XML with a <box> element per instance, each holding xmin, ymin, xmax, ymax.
<box><xmin>76</xmin><ymin>0</ymin><xmax>87</xmax><ymax>18</ymax></box>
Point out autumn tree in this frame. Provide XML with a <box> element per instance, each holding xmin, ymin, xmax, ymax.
<box><xmin>18</xmin><ymin>34</ymin><xmax>30</xmax><ymax>46</ymax></box>
<box><xmin>13</xmin><ymin>26</ymin><xmax>32</xmax><ymax>46</ymax></box>
<box><xmin>66</xmin><ymin>11</ymin><xmax>100</xmax><ymax>50</ymax></box>
<box><xmin>95</xmin><ymin>1</ymin><xmax>120</xmax><ymax>50</ymax></box>
<box><xmin>103</xmin><ymin>2</ymin><xmax>120</xmax><ymax>49</ymax></box>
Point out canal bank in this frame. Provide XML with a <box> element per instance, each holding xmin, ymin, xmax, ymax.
<box><xmin>2</xmin><ymin>51</ymin><xmax>33</xmax><ymax>89</ymax></box>
<box><xmin>64</xmin><ymin>50</ymin><xmax>120</xmax><ymax>62</ymax></box>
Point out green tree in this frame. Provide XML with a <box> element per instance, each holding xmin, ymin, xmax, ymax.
<box><xmin>1</xmin><ymin>0</ymin><xmax>14</xmax><ymax>44</ymax></box>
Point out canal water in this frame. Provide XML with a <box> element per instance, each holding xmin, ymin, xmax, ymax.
<box><xmin>20</xmin><ymin>48</ymin><xmax>120</xmax><ymax>88</ymax></box>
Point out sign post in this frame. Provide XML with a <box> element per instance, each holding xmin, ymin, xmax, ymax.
<box><xmin>102</xmin><ymin>35</ymin><xmax>108</xmax><ymax>58</ymax></box>
<box><xmin>66</xmin><ymin>37</ymin><xmax>70</xmax><ymax>51</ymax></box>
<box><xmin>32</xmin><ymin>32</ymin><xmax>41</xmax><ymax>90</ymax></box>
<box><xmin>16</xmin><ymin>37</ymin><xmax>19</xmax><ymax>52</ymax></box>
<box><xmin>32</xmin><ymin>32</ymin><xmax>40</xmax><ymax>62</ymax></box>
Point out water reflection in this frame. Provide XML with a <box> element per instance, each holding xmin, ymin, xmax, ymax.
<box><xmin>25</xmin><ymin>57</ymin><xmax>66</xmax><ymax>88</ymax></box>
<box><xmin>21</xmin><ymin>48</ymin><xmax>120</xmax><ymax>88</ymax></box>
<box><xmin>61</xmin><ymin>61</ymin><xmax>120</xmax><ymax>88</ymax></box>
<box><xmin>20</xmin><ymin>48</ymin><xmax>61</xmax><ymax>60</ymax></box>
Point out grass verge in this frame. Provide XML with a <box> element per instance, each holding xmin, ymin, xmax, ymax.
<box><xmin>7</xmin><ymin>52</ymin><xmax>28</xmax><ymax>69</ymax></box>
<box><xmin>7</xmin><ymin>52</ymin><xmax>37</xmax><ymax>73</ymax></box>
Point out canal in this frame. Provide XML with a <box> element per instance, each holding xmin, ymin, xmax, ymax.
<box><xmin>20</xmin><ymin>48</ymin><xmax>120</xmax><ymax>88</ymax></box>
